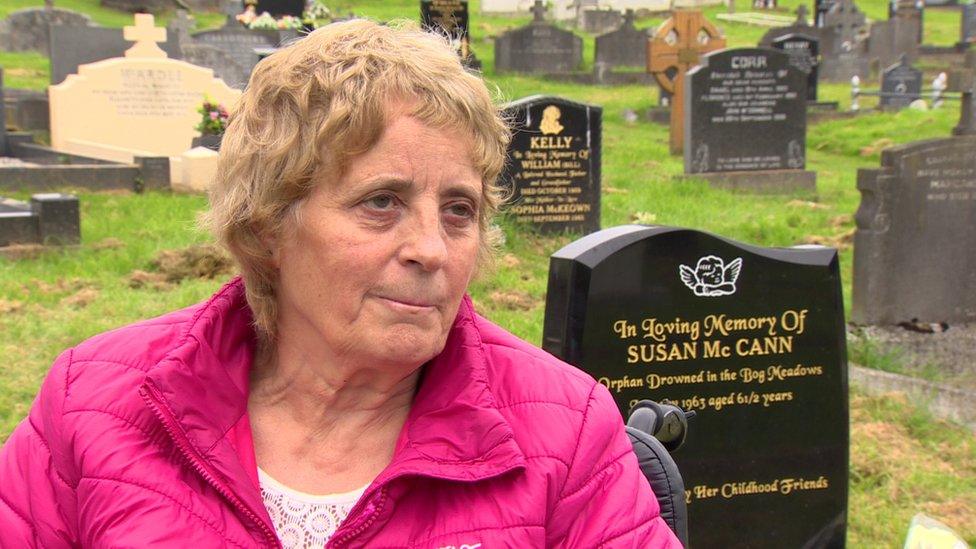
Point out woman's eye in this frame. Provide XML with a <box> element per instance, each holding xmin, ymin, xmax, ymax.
<box><xmin>364</xmin><ymin>194</ymin><xmax>396</xmax><ymax>210</ymax></box>
<box><xmin>446</xmin><ymin>203</ymin><xmax>476</xmax><ymax>220</ymax></box>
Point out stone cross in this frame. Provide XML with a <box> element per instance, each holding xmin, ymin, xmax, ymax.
<box><xmin>623</xmin><ymin>9</ymin><xmax>635</xmax><ymax>28</ymax></box>
<box><xmin>531</xmin><ymin>0</ymin><xmax>547</xmax><ymax>23</ymax></box>
<box><xmin>646</xmin><ymin>10</ymin><xmax>726</xmax><ymax>154</ymax></box>
<box><xmin>796</xmin><ymin>4</ymin><xmax>810</xmax><ymax>25</ymax></box>
<box><xmin>123</xmin><ymin>13</ymin><xmax>168</xmax><ymax>59</ymax></box>
<box><xmin>224</xmin><ymin>0</ymin><xmax>244</xmax><ymax>26</ymax></box>
<box><xmin>948</xmin><ymin>50</ymin><xmax>976</xmax><ymax>136</ymax></box>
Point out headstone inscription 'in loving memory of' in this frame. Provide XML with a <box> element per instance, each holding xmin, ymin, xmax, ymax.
<box><xmin>499</xmin><ymin>96</ymin><xmax>601</xmax><ymax>234</ymax></box>
<box><xmin>542</xmin><ymin>225</ymin><xmax>849</xmax><ymax>548</ymax></box>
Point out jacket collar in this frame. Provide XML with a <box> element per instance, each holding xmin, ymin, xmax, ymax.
<box><xmin>144</xmin><ymin>277</ymin><xmax>525</xmax><ymax>499</ymax></box>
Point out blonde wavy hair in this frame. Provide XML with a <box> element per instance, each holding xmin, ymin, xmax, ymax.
<box><xmin>205</xmin><ymin>19</ymin><xmax>511</xmax><ymax>342</ymax></box>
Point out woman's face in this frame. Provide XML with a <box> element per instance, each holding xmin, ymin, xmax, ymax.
<box><xmin>274</xmin><ymin>112</ymin><xmax>483</xmax><ymax>370</ymax></box>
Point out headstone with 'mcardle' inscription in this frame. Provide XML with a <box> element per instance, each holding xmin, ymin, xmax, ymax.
<box><xmin>542</xmin><ymin>224</ymin><xmax>849</xmax><ymax>548</ymax></box>
<box><xmin>852</xmin><ymin>135</ymin><xmax>976</xmax><ymax>325</ymax></box>
<box><xmin>499</xmin><ymin>95</ymin><xmax>601</xmax><ymax>234</ymax></box>
<box><xmin>684</xmin><ymin>47</ymin><xmax>815</xmax><ymax>193</ymax></box>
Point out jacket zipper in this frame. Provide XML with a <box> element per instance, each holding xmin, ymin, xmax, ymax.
<box><xmin>140</xmin><ymin>382</ymin><xmax>282</xmax><ymax>548</ymax></box>
<box><xmin>328</xmin><ymin>487</ymin><xmax>389</xmax><ymax>548</ymax></box>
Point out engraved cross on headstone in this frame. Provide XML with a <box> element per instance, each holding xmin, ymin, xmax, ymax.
<box><xmin>948</xmin><ymin>49</ymin><xmax>976</xmax><ymax>136</ymax></box>
<box><xmin>646</xmin><ymin>10</ymin><xmax>726</xmax><ymax>154</ymax></box>
<box><xmin>823</xmin><ymin>0</ymin><xmax>866</xmax><ymax>53</ymax></box>
<box><xmin>531</xmin><ymin>0</ymin><xmax>547</xmax><ymax>23</ymax></box>
<box><xmin>123</xmin><ymin>13</ymin><xmax>168</xmax><ymax>59</ymax></box>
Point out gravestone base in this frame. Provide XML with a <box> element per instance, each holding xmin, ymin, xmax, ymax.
<box><xmin>808</xmin><ymin>100</ymin><xmax>839</xmax><ymax>111</ymax></box>
<box><xmin>681</xmin><ymin>169</ymin><xmax>817</xmax><ymax>194</ymax></box>
<box><xmin>646</xmin><ymin>106</ymin><xmax>670</xmax><ymax>125</ymax></box>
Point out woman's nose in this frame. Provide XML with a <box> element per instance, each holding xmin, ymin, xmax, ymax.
<box><xmin>398</xmin><ymin>208</ymin><xmax>448</xmax><ymax>271</ymax></box>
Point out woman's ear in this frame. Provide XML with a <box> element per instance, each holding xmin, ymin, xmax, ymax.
<box><xmin>259</xmin><ymin>229</ymin><xmax>281</xmax><ymax>269</ymax></box>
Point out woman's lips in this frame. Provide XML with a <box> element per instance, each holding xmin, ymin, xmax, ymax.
<box><xmin>374</xmin><ymin>295</ymin><xmax>437</xmax><ymax>312</ymax></box>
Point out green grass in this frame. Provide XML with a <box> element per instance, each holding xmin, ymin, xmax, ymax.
<box><xmin>1</xmin><ymin>0</ymin><xmax>974</xmax><ymax>546</ymax></box>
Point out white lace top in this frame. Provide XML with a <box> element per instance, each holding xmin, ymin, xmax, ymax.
<box><xmin>258</xmin><ymin>468</ymin><xmax>367</xmax><ymax>548</ymax></box>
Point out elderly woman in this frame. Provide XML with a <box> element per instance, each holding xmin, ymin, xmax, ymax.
<box><xmin>0</xmin><ymin>20</ymin><xmax>680</xmax><ymax>548</ymax></box>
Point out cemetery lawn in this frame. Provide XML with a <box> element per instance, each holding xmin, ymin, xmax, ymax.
<box><xmin>1</xmin><ymin>0</ymin><xmax>974</xmax><ymax>545</ymax></box>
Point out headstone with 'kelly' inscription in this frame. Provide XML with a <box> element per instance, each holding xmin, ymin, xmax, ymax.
<box><xmin>499</xmin><ymin>95</ymin><xmax>601</xmax><ymax>234</ymax></box>
<box><xmin>542</xmin><ymin>224</ymin><xmax>849</xmax><ymax>548</ymax></box>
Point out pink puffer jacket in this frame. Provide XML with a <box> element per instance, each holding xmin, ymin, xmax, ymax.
<box><xmin>0</xmin><ymin>278</ymin><xmax>680</xmax><ymax>548</ymax></box>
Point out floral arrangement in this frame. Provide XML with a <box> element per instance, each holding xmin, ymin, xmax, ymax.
<box><xmin>195</xmin><ymin>100</ymin><xmax>229</xmax><ymax>136</ymax></box>
<box><xmin>237</xmin><ymin>7</ymin><xmax>306</xmax><ymax>30</ymax></box>
<box><xmin>303</xmin><ymin>0</ymin><xmax>331</xmax><ymax>25</ymax></box>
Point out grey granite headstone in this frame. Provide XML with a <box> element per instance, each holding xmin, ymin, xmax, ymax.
<box><xmin>867</xmin><ymin>12</ymin><xmax>919</xmax><ymax>69</ymax></box>
<box><xmin>684</xmin><ymin>47</ymin><xmax>815</xmax><ymax>192</ymax></box>
<box><xmin>961</xmin><ymin>4</ymin><xmax>976</xmax><ymax>46</ymax></box>
<box><xmin>880</xmin><ymin>56</ymin><xmax>921</xmax><ymax>109</ymax></box>
<box><xmin>9</xmin><ymin>93</ymin><xmax>49</xmax><ymax>132</ymax></box>
<box><xmin>581</xmin><ymin>8</ymin><xmax>622</xmax><ymax>35</ymax></box>
<box><xmin>0</xmin><ymin>7</ymin><xmax>92</xmax><ymax>55</ymax></box>
<box><xmin>32</xmin><ymin>193</ymin><xmax>80</xmax><ymax>245</ymax></box>
<box><xmin>818</xmin><ymin>0</ymin><xmax>870</xmax><ymax>82</ymax></box>
<box><xmin>0</xmin><ymin>193</ymin><xmax>80</xmax><ymax>246</ymax></box>
<box><xmin>167</xmin><ymin>9</ymin><xmax>195</xmax><ymax>46</ymax></box>
<box><xmin>49</xmin><ymin>24</ymin><xmax>182</xmax><ymax>85</ymax></box>
<box><xmin>0</xmin><ymin>68</ymin><xmax>7</xmax><ymax>156</ymax></box>
<box><xmin>594</xmin><ymin>10</ymin><xmax>648</xmax><ymax>69</ymax></box>
<box><xmin>499</xmin><ymin>95</ymin><xmax>602</xmax><ymax>234</ymax></box>
<box><xmin>494</xmin><ymin>1</ymin><xmax>582</xmax><ymax>74</ymax></box>
<box><xmin>853</xmin><ymin>136</ymin><xmax>976</xmax><ymax>325</ymax></box>
<box><xmin>0</xmin><ymin>198</ymin><xmax>35</xmax><ymax>247</ymax></box>
<box><xmin>190</xmin><ymin>26</ymin><xmax>279</xmax><ymax>84</ymax></box>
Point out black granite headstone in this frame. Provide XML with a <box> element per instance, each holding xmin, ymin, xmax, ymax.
<box><xmin>255</xmin><ymin>0</ymin><xmax>304</xmax><ymax>18</ymax></box>
<box><xmin>685</xmin><ymin>48</ymin><xmax>813</xmax><ymax>191</ymax></box>
<box><xmin>880</xmin><ymin>56</ymin><xmax>922</xmax><ymax>109</ymax></box>
<box><xmin>594</xmin><ymin>10</ymin><xmax>647</xmax><ymax>69</ymax></box>
<box><xmin>961</xmin><ymin>4</ymin><xmax>976</xmax><ymax>46</ymax></box>
<box><xmin>853</xmin><ymin>136</ymin><xmax>976</xmax><ymax>325</ymax></box>
<box><xmin>421</xmin><ymin>0</ymin><xmax>470</xmax><ymax>42</ymax></box>
<box><xmin>543</xmin><ymin>224</ymin><xmax>849</xmax><ymax>548</ymax></box>
<box><xmin>772</xmin><ymin>33</ymin><xmax>820</xmax><ymax>101</ymax></box>
<box><xmin>494</xmin><ymin>2</ymin><xmax>582</xmax><ymax>74</ymax></box>
<box><xmin>499</xmin><ymin>96</ymin><xmax>601</xmax><ymax>234</ymax></box>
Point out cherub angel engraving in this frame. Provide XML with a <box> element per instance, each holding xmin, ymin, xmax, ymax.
<box><xmin>679</xmin><ymin>255</ymin><xmax>743</xmax><ymax>296</ymax></box>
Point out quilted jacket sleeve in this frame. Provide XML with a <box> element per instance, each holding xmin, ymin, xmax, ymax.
<box><xmin>547</xmin><ymin>382</ymin><xmax>683</xmax><ymax>549</ymax></box>
<box><xmin>0</xmin><ymin>350</ymin><xmax>78</xmax><ymax>547</ymax></box>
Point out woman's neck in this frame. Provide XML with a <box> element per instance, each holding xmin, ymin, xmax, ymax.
<box><xmin>247</xmin><ymin>340</ymin><xmax>421</xmax><ymax>493</ymax></box>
